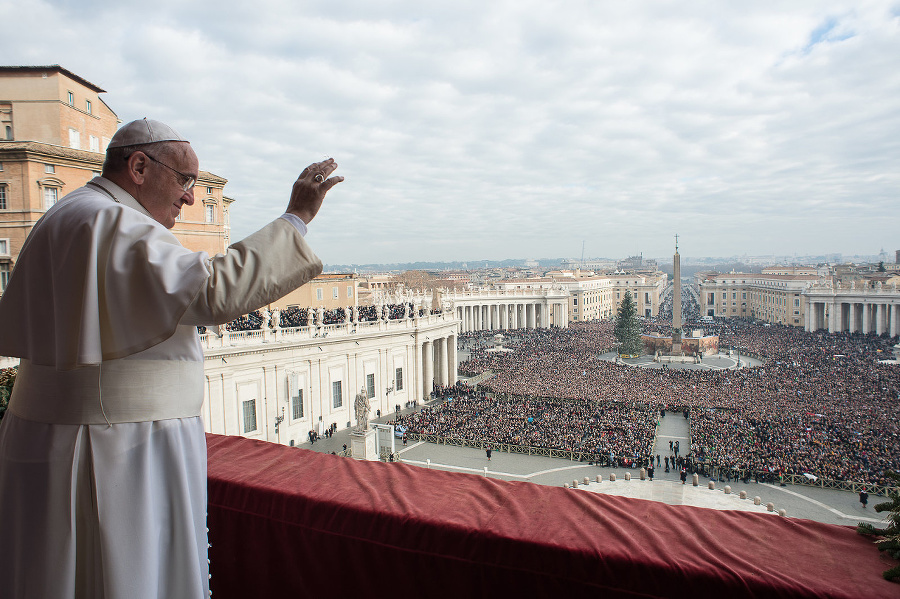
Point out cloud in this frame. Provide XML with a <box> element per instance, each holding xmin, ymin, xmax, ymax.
<box><xmin>3</xmin><ymin>0</ymin><xmax>899</xmax><ymax>263</ymax></box>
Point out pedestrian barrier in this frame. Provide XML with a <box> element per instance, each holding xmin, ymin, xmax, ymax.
<box><xmin>402</xmin><ymin>432</ymin><xmax>899</xmax><ymax>497</ymax></box>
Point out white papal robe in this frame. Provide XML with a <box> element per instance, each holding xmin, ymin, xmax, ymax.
<box><xmin>0</xmin><ymin>177</ymin><xmax>323</xmax><ymax>598</ymax></box>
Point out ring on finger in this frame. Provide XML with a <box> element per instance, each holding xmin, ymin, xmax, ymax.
<box><xmin>314</xmin><ymin>173</ymin><xmax>325</xmax><ymax>183</ymax></box>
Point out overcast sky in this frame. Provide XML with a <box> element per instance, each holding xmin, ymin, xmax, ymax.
<box><xmin>5</xmin><ymin>1</ymin><xmax>899</xmax><ymax>264</ymax></box>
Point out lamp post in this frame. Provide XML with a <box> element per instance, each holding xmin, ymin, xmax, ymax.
<box><xmin>274</xmin><ymin>406</ymin><xmax>285</xmax><ymax>441</ymax></box>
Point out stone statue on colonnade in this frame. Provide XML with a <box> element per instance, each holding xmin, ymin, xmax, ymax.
<box><xmin>354</xmin><ymin>387</ymin><xmax>371</xmax><ymax>433</ymax></box>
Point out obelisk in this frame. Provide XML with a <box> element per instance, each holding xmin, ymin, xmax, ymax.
<box><xmin>671</xmin><ymin>235</ymin><xmax>682</xmax><ymax>355</ymax></box>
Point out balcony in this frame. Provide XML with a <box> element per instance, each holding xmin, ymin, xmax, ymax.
<box><xmin>207</xmin><ymin>433</ymin><xmax>897</xmax><ymax>598</ymax></box>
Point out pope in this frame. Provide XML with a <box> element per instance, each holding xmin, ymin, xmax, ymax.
<box><xmin>0</xmin><ymin>118</ymin><xmax>342</xmax><ymax>598</ymax></box>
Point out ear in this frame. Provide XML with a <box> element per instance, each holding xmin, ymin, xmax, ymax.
<box><xmin>125</xmin><ymin>151</ymin><xmax>149</xmax><ymax>185</ymax></box>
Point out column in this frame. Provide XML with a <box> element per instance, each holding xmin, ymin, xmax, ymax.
<box><xmin>827</xmin><ymin>302</ymin><xmax>835</xmax><ymax>334</ymax></box>
<box><xmin>511</xmin><ymin>304</ymin><xmax>519</xmax><ymax>329</ymax></box>
<box><xmin>849</xmin><ymin>302</ymin><xmax>857</xmax><ymax>333</ymax></box>
<box><xmin>862</xmin><ymin>303</ymin><xmax>870</xmax><ymax>334</ymax></box>
<box><xmin>434</xmin><ymin>337</ymin><xmax>447</xmax><ymax>388</ymax></box>
<box><xmin>474</xmin><ymin>304</ymin><xmax>481</xmax><ymax>330</ymax></box>
<box><xmin>876</xmin><ymin>304</ymin><xmax>884</xmax><ymax>335</ymax></box>
<box><xmin>415</xmin><ymin>341</ymin><xmax>424</xmax><ymax>403</ymax></box>
<box><xmin>805</xmin><ymin>303</ymin><xmax>812</xmax><ymax>332</ymax></box>
<box><xmin>448</xmin><ymin>334</ymin><xmax>458</xmax><ymax>385</ymax></box>
<box><xmin>891</xmin><ymin>304</ymin><xmax>899</xmax><ymax>337</ymax></box>
<box><xmin>500</xmin><ymin>304</ymin><xmax>508</xmax><ymax>330</ymax></box>
<box><xmin>423</xmin><ymin>341</ymin><xmax>434</xmax><ymax>399</ymax></box>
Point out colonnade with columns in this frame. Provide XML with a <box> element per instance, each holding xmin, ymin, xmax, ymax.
<box><xmin>448</xmin><ymin>290</ymin><xmax>569</xmax><ymax>333</ymax></box>
<box><xmin>418</xmin><ymin>333</ymin><xmax>457</xmax><ymax>398</ymax></box>
<box><xmin>199</xmin><ymin>312</ymin><xmax>460</xmax><ymax>448</ymax></box>
<box><xmin>804</xmin><ymin>289</ymin><xmax>900</xmax><ymax>336</ymax></box>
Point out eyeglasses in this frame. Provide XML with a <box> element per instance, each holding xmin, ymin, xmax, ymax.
<box><xmin>141</xmin><ymin>152</ymin><xmax>197</xmax><ymax>191</ymax></box>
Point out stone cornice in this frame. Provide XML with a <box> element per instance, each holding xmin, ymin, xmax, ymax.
<box><xmin>0</xmin><ymin>141</ymin><xmax>228</xmax><ymax>183</ymax></box>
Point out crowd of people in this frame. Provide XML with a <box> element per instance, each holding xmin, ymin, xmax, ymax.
<box><xmin>394</xmin><ymin>383</ymin><xmax>657</xmax><ymax>461</ymax></box>
<box><xmin>449</xmin><ymin>318</ymin><xmax>900</xmax><ymax>486</ymax></box>
<box><xmin>199</xmin><ymin>303</ymin><xmax>427</xmax><ymax>334</ymax></box>
<box><xmin>201</xmin><ymin>297</ymin><xmax>899</xmax><ymax>486</ymax></box>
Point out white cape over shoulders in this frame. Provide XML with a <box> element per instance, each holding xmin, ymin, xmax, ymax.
<box><xmin>0</xmin><ymin>177</ymin><xmax>323</xmax><ymax>598</ymax></box>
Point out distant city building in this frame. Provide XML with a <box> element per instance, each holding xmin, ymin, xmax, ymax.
<box><xmin>273</xmin><ymin>272</ymin><xmax>359</xmax><ymax>310</ymax></box>
<box><xmin>696</xmin><ymin>271</ymin><xmax>816</xmax><ymax>326</ymax></box>
<box><xmin>616</xmin><ymin>254</ymin><xmax>644</xmax><ymax>270</ymax></box>
<box><xmin>761</xmin><ymin>266</ymin><xmax>817</xmax><ymax>276</ymax></box>
<box><xmin>696</xmin><ymin>267</ymin><xmax>900</xmax><ymax>332</ymax></box>
<box><xmin>492</xmin><ymin>269</ymin><xmax>666</xmax><ymax>322</ymax></box>
<box><xmin>561</xmin><ymin>258</ymin><xmax>617</xmax><ymax>271</ymax></box>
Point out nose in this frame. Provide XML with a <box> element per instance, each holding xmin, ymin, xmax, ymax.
<box><xmin>181</xmin><ymin>187</ymin><xmax>195</xmax><ymax>206</ymax></box>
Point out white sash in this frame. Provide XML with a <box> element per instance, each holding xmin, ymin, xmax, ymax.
<box><xmin>9</xmin><ymin>359</ymin><xmax>204</xmax><ymax>424</ymax></box>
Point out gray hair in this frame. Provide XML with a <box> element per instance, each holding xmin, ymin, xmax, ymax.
<box><xmin>101</xmin><ymin>141</ymin><xmax>183</xmax><ymax>177</ymax></box>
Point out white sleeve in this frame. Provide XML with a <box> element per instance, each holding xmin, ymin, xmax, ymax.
<box><xmin>180</xmin><ymin>218</ymin><xmax>323</xmax><ymax>326</ymax></box>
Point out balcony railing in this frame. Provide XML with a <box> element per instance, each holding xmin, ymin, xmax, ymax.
<box><xmin>206</xmin><ymin>433</ymin><xmax>898</xmax><ymax>598</ymax></box>
<box><xmin>199</xmin><ymin>312</ymin><xmax>456</xmax><ymax>349</ymax></box>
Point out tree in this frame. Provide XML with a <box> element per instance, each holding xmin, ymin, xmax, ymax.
<box><xmin>858</xmin><ymin>471</ymin><xmax>900</xmax><ymax>581</ymax></box>
<box><xmin>614</xmin><ymin>291</ymin><xmax>643</xmax><ymax>356</ymax></box>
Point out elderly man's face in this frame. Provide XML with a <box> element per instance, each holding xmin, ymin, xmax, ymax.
<box><xmin>137</xmin><ymin>143</ymin><xmax>199</xmax><ymax>229</ymax></box>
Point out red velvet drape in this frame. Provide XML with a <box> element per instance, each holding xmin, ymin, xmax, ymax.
<box><xmin>207</xmin><ymin>434</ymin><xmax>897</xmax><ymax>598</ymax></box>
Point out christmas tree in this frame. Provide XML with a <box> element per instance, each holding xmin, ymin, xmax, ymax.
<box><xmin>614</xmin><ymin>291</ymin><xmax>643</xmax><ymax>357</ymax></box>
<box><xmin>857</xmin><ymin>471</ymin><xmax>900</xmax><ymax>581</ymax></box>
